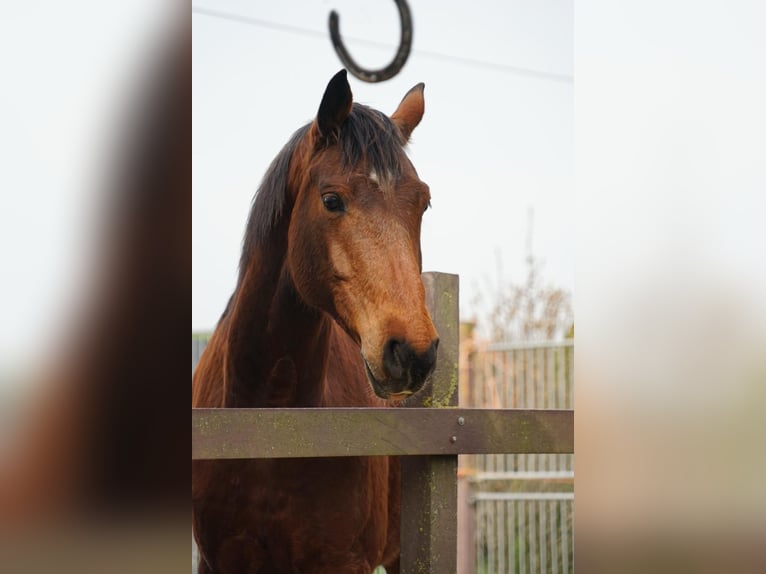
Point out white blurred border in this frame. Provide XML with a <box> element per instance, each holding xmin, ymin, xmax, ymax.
<box><xmin>0</xmin><ymin>2</ymin><xmax>175</xmax><ymax>379</ymax></box>
<box><xmin>576</xmin><ymin>1</ymin><xmax>766</xmax><ymax>570</ymax></box>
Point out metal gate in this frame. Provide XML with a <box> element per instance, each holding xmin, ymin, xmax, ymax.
<box><xmin>462</xmin><ymin>339</ymin><xmax>574</xmax><ymax>574</ymax></box>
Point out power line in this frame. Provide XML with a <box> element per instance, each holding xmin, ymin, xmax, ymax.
<box><xmin>193</xmin><ymin>6</ymin><xmax>329</xmax><ymax>41</ymax></box>
<box><xmin>412</xmin><ymin>45</ymin><xmax>572</xmax><ymax>84</ymax></box>
<box><xmin>192</xmin><ymin>6</ymin><xmax>573</xmax><ymax>84</ymax></box>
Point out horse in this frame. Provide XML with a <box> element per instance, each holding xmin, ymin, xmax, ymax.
<box><xmin>192</xmin><ymin>70</ymin><xmax>439</xmax><ymax>573</ymax></box>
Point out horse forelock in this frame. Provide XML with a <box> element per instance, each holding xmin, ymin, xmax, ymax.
<box><xmin>335</xmin><ymin>103</ymin><xmax>406</xmax><ymax>182</ymax></box>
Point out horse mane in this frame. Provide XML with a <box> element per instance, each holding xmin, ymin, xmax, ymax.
<box><xmin>239</xmin><ymin>103</ymin><xmax>406</xmax><ymax>279</ymax></box>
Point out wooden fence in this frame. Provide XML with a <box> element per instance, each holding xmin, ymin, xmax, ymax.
<box><xmin>191</xmin><ymin>272</ymin><xmax>574</xmax><ymax>573</ymax></box>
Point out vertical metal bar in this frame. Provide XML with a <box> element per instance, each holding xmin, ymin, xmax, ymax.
<box><xmin>457</xmin><ymin>474</ymin><xmax>477</xmax><ymax>574</ymax></box>
<box><xmin>519</xmin><ymin>350</ymin><xmax>527</xmax><ymax>473</ymax></box>
<box><xmin>485</xmin><ymin>348</ymin><xmax>493</xmax><ymax>472</ymax></box>
<box><xmin>528</xmin><ymin>348</ymin><xmax>536</xmax><ymax>471</ymax></box>
<box><xmin>549</xmin><ymin>500</ymin><xmax>559</xmax><ymax>574</ymax></box>
<box><xmin>528</xmin><ymin>498</ymin><xmax>538</xmax><ymax>574</ymax></box>
<box><xmin>485</xmin><ymin>352</ymin><xmax>495</xmax><ymax>474</ymax></box>
<box><xmin>535</xmin><ymin>346</ymin><xmax>544</xmax><ymax>472</ymax></box>
<box><xmin>401</xmin><ymin>272</ymin><xmax>459</xmax><ymax>574</ymax></box>
<box><xmin>556</xmin><ymin>347</ymin><xmax>570</xmax><ymax>470</ymax></box>
<box><xmin>516</xmin><ymin>348</ymin><xmax>523</xmax><ymax>472</ymax></box>
<box><xmin>509</xmin><ymin>499</ymin><xmax>517</xmax><ymax>573</ymax></box>
<box><xmin>487</xmin><ymin>500</ymin><xmax>496</xmax><ymax>573</ymax></box>
<box><xmin>497</xmin><ymin>498</ymin><xmax>506</xmax><ymax>574</ymax></box>
<box><xmin>566</xmin><ymin>344</ymin><xmax>574</xmax><ymax>410</ymax></box>
<box><xmin>495</xmin><ymin>351</ymin><xmax>503</xmax><ymax>472</ymax></box>
<box><xmin>518</xmin><ymin>500</ymin><xmax>527</xmax><ymax>574</ymax></box>
<box><xmin>545</xmin><ymin>347</ymin><xmax>553</xmax><ymax>472</ymax></box>
<box><xmin>484</xmin><ymin>344</ymin><xmax>489</xmax><ymax>407</ymax></box>
<box><xmin>539</xmin><ymin>500</ymin><xmax>548</xmax><ymax>574</ymax></box>
<box><xmin>560</xmin><ymin>501</ymin><xmax>570</xmax><ymax>574</ymax></box>
<box><xmin>502</xmin><ymin>350</ymin><xmax>511</xmax><ymax>473</ymax></box>
<box><xmin>475</xmin><ymin>349</ymin><xmax>484</xmax><ymax>471</ymax></box>
<box><xmin>566</xmin><ymin>346</ymin><xmax>574</xmax><ymax>473</ymax></box>
<box><xmin>476</xmin><ymin>500</ymin><xmax>485</xmax><ymax>574</ymax></box>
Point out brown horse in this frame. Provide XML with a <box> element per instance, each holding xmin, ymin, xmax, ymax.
<box><xmin>192</xmin><ymin>70</ymin><xmax>438</xmax><ymax>573</ymax></box>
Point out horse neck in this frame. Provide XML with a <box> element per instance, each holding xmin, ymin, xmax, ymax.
<box><xmin>218</xmin><ymin>239</ymin><xmax>333</xmax><ymax>408</ymax></box>
<box><xmin>193</xmin><ymin>135</ymin><xmax>342</xmax><ymax>409</ymax></box>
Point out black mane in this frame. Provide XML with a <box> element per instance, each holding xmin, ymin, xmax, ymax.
<box><xmin>239</xmin><ymin>103</ymin><xmax>406</xmax><ymax>277</ymax></box>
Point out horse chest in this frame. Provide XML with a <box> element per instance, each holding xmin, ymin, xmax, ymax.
<box><xmin>247</xmin><ymin>457</ymin><xmax>378</xmax><ymax>521</ymax></box>
<box><xmin>226</xmin><ymin>457</ymin><xmax>391</xmax><ymax>568</ymax></box>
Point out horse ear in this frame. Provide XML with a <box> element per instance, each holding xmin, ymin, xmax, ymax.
<box><xmin>391</xmin><ymin>83</ymin><xmax>425</xmax><ymax>141</ymax></box>
<box><xmin>316</xmin><ymin>69</ymin><xmax>353</xmax><ymax>140</ymax></box>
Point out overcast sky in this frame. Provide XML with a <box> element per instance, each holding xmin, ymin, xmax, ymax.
<box><xmin>192</xmin><ymin>0</ymin><xmax>574</xmax><ymax>332</ymax></box>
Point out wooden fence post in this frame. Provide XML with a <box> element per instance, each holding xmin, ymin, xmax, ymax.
<box><xmin>400</xmin><ymin>272</ymin><xmax>459</xmax><ymax>573</ymax></box>
<box><xmin>457</xmin><ymin>321</ymin><xmax>477</xmax><ymax>574</ymax></box>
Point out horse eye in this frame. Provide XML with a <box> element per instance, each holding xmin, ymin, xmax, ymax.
<box><xmin>322</xmin><ymin>193</ymin><xmax>345</xmax><ymax>213</ymax></box>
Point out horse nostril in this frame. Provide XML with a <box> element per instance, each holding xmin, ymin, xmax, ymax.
<box><xmin>383</xmin><ymin>338</ymin><xmax>439</xmax><ymax>385</ymax></box>
<box><xmin>383</xmin><ymin>338</ymin><xmax>407</xmax><ymax>380</ymax></box>
<box><xmin>415</xmin><ymin>338</ymin><xmax>439</xmax><ymax>380</ymax></box>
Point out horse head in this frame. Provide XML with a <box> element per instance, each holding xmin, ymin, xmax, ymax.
<box><xmin>287</xmin><ymin>70</ymin><xmax>438</xmax><ymax>400</ymax></box>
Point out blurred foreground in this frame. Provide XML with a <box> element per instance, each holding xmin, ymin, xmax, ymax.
<box><xmin>575</xmin><ymin>2</ymin><xmax>766</xmax><ymax>572</ymax></box>
<box><xmin>0</xmin><ymin>4</ymin><xmax>188</xmax><ymax>572</ymax></box>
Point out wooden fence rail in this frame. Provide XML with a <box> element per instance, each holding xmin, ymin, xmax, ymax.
<box><xmin>191</xmin><ymin>273</ymin><xmax>574</xmax><ymax>573</ymax></box>
<box><xmin>192</xmin><ymin>408</ymin><xmax>573</xmax><ymax>460</ymax></box>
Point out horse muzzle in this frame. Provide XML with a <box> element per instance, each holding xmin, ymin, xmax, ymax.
<box><xmin>364</xmin><ymin>338</ymin><xmax>439</xmax><ymax>400</ymax></box>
